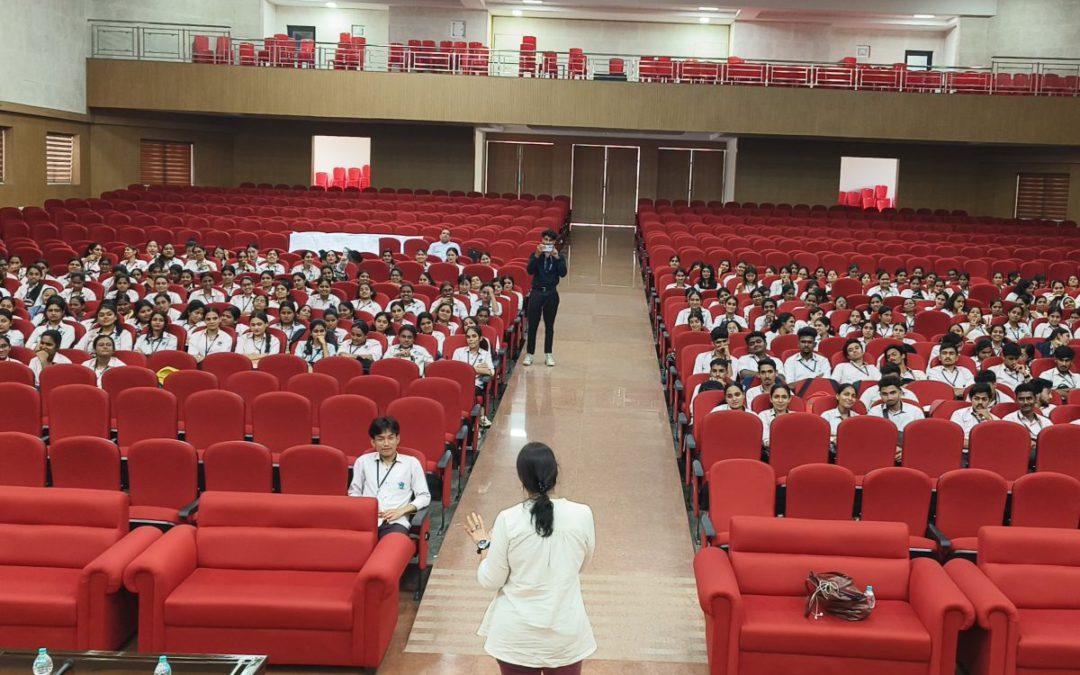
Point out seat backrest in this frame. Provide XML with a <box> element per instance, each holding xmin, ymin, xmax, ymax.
<box><xmin>386</xmin><ymin>396</ymin><xmax>446</xmax><ymax>463</ymax></box>
<box><xmin>979</xmin><ymin>526</ymin><xmax>1080</xmax><ymax>609</ymax></box>
<box><xmin>860</xmin><ymin>467</ymin><xmax>932</xmax><ymax>538</ymax></box>
<box><xmin>163</xmin><ymin>369</ymin><xmax>219</xmax><ymax>422</ymax></box>
<box><xmin>200</xmin><ymin>352</ymin><xmax>252</xmax><ymax>383</ymax></box>
<box><xmin>699</xmin><ymin>410</ymin><xmax>763</xmax><ymax>468</ymax></box>
<box><xmin>901</xmin><ymin>418</ymin><xmax>964</xmax><ymax>479</ymax></box>
<box><xmin>1035</xmin><ymin>424</ymin><xmax>1080</xmax><ymax>481</ymax></box>
<box><xmin>370</xmin><ymin>357</ymin><xmax>421</xmax><ymax>390</ymax></box>
<box><xmin>707</xmin><ymin>459</ymin><xmax>775</xmax><ymax>536</ymax></box>
<box><xmin>194</xmin><ymin>491</ymin><xmax>378</xmax><ymax>571</ymax></box>
<box><xmin>405</xmin><ymin>377</ymin><xmax>460</xmax><ymax>434</ymax></box>
<box><xmin>835</xmin><ymin>415</ymin><xmax>898</xmax><ymax>476</ymax></box>
<box><xmin>48</xmin><ymin>384</ymin><xmax>110</xmax><ymax>441</ymax></box>
<box><xmin>258</xmin><ymin>353</ymin><xmax>310</xmax><ymax>389</ymax></box>
<box><xmin>784</xmin><ymin>463</ymin><xmax>856</xmax><ymax>520</ymax></box>
<box><xmin>184</xmin><ymin>390</ymin><xmax>245</xmax><ymax>451</ymax></box>
<box><xmin>319</xmin><ymin>395</ymin><xmax>378</xmax><ymax>460</ymax></box>
<box><xmin>285</xmin><ymin>372</ymin><xmax>339</xmax><ymax>428</ymax></box>
<box><xmin>0</xmin><ymin>383</ymin><xmax>41</xmax><ymax>437</ymax></box>
<box><xmin>226</xmin><ymin>370</ymin><xmax>279</xmax><ymax>424</ymax></box>
<box><xmin>0</xmin><ymin>432</ymin><xmax>46</xmax><ymax>487</ymax></box>
<box><xmin>343</xmin><ymin>374</ymin><xmax>400</xmax><ymax>415</ymax></box>
<box><xmin>252</xmin><ymin>391</ymin><xmax>312</xmax><ymax>453</ymax></box>
<box><xmin>1009</xmin><ymin>472</ymin><xmax>1080</xmax><ymax>528</ymax></box>
<box><xmin>769</xmin><ymin>413</ymin><xmax>830</xmax><ymax>478</ymax></box>
<box><xmin>312</xmin><ymin>355</ymin><xmax>365</xmax><ymax>390</ymax></box>
<box><xmin>116</xmin><ymin>387</ymin><xmax>178</xmax><ymax>448</ymax></box>
<box><xmin>968</xmin><ymin>420</ymin><xmax>1032</xmax><ymax>481</ymax></box>
<box><xmin>0</xmin><ymin>486</ymin><xmax>128</xmax><ymax>568</ymax></box>
<box><xmin>101</xmin><ymin>365</ymin><xmax>158</xmax><ymax>399</ymax></box>
<box><xmin>728</xmin><ymin>516</ymin><xmax>911</xmax><ymax>600</ymax></box>
<box><xmin>279</xmin><ymin>445</ymin><xmax>349</xmax><ymax>495</ymax></box>
<box><xmin>127</xmin><ymin>439</ymin><xmax>199</xmax><ymax>513</ymax></box>
<box><xmin>203</xmin><ymin>441</ymin><xmax>274</xmax><ymax>493</ymax></box>
<box><xmin>934</xmin><ymin>468</ymin><xmax>1008</xmax><ymax>538</ymax></box>
<box><xmin>49</xmin><ymin>436</ymin><xmax>121</xmax><ymax>490</ymax></box>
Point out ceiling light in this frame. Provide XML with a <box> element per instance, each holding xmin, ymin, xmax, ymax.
<box><xmin>699</xmin><ymin>16</ymin><xmax>710</xmax><ymax>23</ymax></box>
<box><xmin>913</xmin><ymin>14</ymin><xmax>936</xmax><ymax>18</ymax></box>
<box><xmin>522</xmin><ymin>0</ymin><xmax>543</xmax><ymax>4</ymax></box>
<box><xmin>512</xmin><ymin>9</ymin><xmax>523</xmax><ymax>16</ymax></box>
<box><xmin>698</xmin><ymin>6</ymin><xmax>720</xmax><ymax>10</ymax></box>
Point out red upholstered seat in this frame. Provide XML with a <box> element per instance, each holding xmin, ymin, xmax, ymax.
<box><xmin>0</xmin><ymin>566</ymin><xmax>80</xmax><ymax>626</ymax></box>
<box><xmin>164</xmin><ymin>569</ymin><xmax>356</xmax><ymax>630</ymax></box>
<box><xmin>739</xmin><ymin>595</ymin><xmax>931</xmax><ymax>662</ymax></box>
<box><xmin>1015</xmin><ymin>609</ymin><xmax>1080</xmax><ymax>669</ymax></box>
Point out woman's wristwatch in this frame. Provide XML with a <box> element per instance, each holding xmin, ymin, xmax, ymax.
<box><xmin>476</xmin><ymin>539</ymin><xmax>491</xmax><ymax>555</ymax></box>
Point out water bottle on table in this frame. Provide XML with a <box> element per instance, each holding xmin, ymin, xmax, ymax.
<box><xmin>154</xmin><ymin>656</ymin><xmax>171</xmax><ymax>675</ymax></box>
<box><xmin>32</xmin><ymin>648</ymin><xmax>53</xmax><ymax>675</ymax></box>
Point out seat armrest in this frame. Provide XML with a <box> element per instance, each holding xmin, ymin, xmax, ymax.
<box><xmin>686</xmin><ymin>433</ymin><xmax>697</xmax><ymax>452</ymax></box>
<box><xmin>178</xmin><ymin>497</ymin><xmax>200</xmax><ymax>520</ymax></box>
<box><xmin>470</xmin><ymin>403</ymin><xmax>481</xmax><ymax>417</ymax></box>
<box><xmin>677</xmin><ymin>412</ymin><xmax>688</xmax><ymax>426</ymax></box>
<box><xmin>456</xmin><ymin>424</ymin><xmax>468</xmax><ymax>442</ymax></box>
<box><xmin>437</xmin><ymin>449</ymin><xmax>452</xmax><ymax>470</ymax></box>
<box><xmin>84</xmin><ymin>527</ymin><xmax>163</xmax><ymax>593</ymax></box>
<box><xmin>700</xmin><ymin>513</ymin><xmax>716</xmax><ymax>542</ymax></box>
<box><xmin>355</xmin><ymin>532</ymin><xmax>414</xmax><ymax>602</ymax></box>
<box><xmin>944</xmin><ymin>559</ymin><xmax>1019</xmax><ymax>630</ymax></box>
<box><xmin>122</xmin><ymin>525</ymin><xmax>198</xmax><ymax>595</ymax></box>
<box><xmin>909</xmin><ymin>557</ymin><xmax>976</xmax><ymax>675</ymax></box>
<box><xmin>692</xmin><ymin>458</ymin><xmax>704</xmax><ymax>478</ymax></box>
<box><xmin>694</xmin><ymin>547</ymin><xmax>742</xmax><ymax>675</ymax></box>
<box><xmin>927</xmin><ymin>522</ymin><xmax>951</xmax><ymax>552</ymax></box>
<box><xmin>411</xmin><ymin>507</ymin><xmax>430</xmax><ymax>530</ymax></box>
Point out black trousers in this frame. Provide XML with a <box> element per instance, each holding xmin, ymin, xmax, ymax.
<box><xmin>526</xmin><ymin>288</ymin><xmax>560</xmax><ymax>354</ymax></box>
<box><xmin>377</xmin><ymin>522</ymin><xmax>410</xmax><ymax>539</ymax></box>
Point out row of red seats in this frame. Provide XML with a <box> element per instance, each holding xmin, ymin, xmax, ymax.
<box><xmin>315</xmin><ymin>165</ymin><xmax>371</xmax><ymax>190</ymax></box>
<box><xmin>695</xmin><ymin>515</ymin><xmax>1080</xmax><ymax>675</ymax></box>
<box><xmin>0</xmin><ymin>486</ymin><xmax>411</xmax><ymax>666</ymax></box>
<box><xmin>394</xmin><ymin>39</ymin><xmax>490</xmax><ymax>76</ymax></box>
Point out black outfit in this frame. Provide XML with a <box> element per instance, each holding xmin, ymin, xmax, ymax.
<box><xmin>526</xmin><ymin>250</ymin><xmax>568</xmax><ymax>355</ymax></box>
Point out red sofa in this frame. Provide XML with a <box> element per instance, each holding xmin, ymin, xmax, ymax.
<box><xmin>123</xmin><ymin>491</ymin><xmax>414</xmax><ymax>667</ymax></box>
<box><xmin>0</xmin><ymin>486</ymin><xmax>161</xmax><ymax>649</ymax></box>
<box><xmin>695</xmin><ymin>516</ymin><xmax>974</xmax><ymax>675</ymax></box>
<box><xmin>945</xmin><ymin>526</ymin><xmax>1080</xmax><ymax>675</ymax></box>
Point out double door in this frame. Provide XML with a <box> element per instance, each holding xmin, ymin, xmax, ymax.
<box><xmin>484</xmin><ymin>141</ymin><xmax>554</xmax><ymax>197</ymax></box>
<box><xmin>571</xmin><ymin>145</ymin><xmax>640</xmax><ymax>226</ymax></box>
<box><xmin>655</xmin><ymin>148</ymin><xmax>726</xmax><ymax>204</ymax></box>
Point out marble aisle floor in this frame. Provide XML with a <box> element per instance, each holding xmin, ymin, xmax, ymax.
<box><xmin>366</xmin><ymin>226</ymin><xmax>708</xmax><ymax>675</ymax></box>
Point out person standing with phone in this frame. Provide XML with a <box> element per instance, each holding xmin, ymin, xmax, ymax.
<box><xmin>524</xmin><ymin>229</ymin><xmax>567</xmax><ymax>367</ymax></box>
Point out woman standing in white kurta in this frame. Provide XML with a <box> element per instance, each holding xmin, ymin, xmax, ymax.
<box><xmin>464</xmin><ymin>442</ymin><xmax>596</xmax><ymax>675</ymax></box>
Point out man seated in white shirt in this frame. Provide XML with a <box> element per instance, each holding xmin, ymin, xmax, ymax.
<box><xmin>868</xmin><ymin>375</ymin><xmax>924</xmax><ymax>461</ymax></box>
<box><xmin>426</xmin><ymin>228</ymin><xmax>461</xmax><ymax>261</ymax></box>
<box><xmin>949</xmin><ymin>383</ymin><xmax>998</xmax><ymax>447</ymax></box>
<box><xmin>832</xmin><ymin>338</ymin><xmax>882</xmax><ymax>385</ymax></box>
<box><xmin>782</xmin><ymin>327</ymin><xmax>832</xmax><ymax>383</ymax></box>
<box><xmin>348</xmin><ymin>416</ymin><xmax>431</xmax><ymax>538</ymax></box>
<box><xmin>1050</xmin><ymin>346</ymin><xmax>1077</xmax><ymax>392</ymax></box>
<box><xmin>735</xmin><ymin>331</ymin><xmax>770</xmax><ymax>381</ymax></box>
<box><xmin>1001</xmin><ymin>382</ymin><xmax>1048</xmax><ymax>445</ymax></box>
<box><xmin>745</xmin><ymin>358</ymin><xmax>781</xmax><ymax>407</ymax></box>
<box><xmin>397</xmin><ymin>283</ymin><xmax>427</xmax><ymax>316</ymax></box>
<box><xmin>989</xmin><ymin>342</ymin><xmax>1030</xmax><ymax>392</ymax></box>
<box><xmin>926</xmin><ymin>342</ymin><xmax>974</xmax><ymax>398</ymax></box>
<box><xmin>688</xmin><ymin>358</ymin><xmax>731</xmax><ymax>419</ymax></box>
<box><xmin>692</xmin><ymin>326</ymin><xmax>730</xmax><ymax>375</ymax></box>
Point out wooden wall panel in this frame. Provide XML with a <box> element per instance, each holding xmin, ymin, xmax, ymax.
<box><xmin>88</xmin><ymin>60</ymin><xmax>1080</xmax><ymax>148</ymax></box>
<box><xmin>0</xmin><ymin>103</ymin><xmax>91</xmax><ymax>207</ymax></box>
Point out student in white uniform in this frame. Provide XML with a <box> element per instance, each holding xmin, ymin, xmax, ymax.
<box><xmin>0</xmin><ymin>309</ymin><xmax>25</xmax><ymax>348</ymax></box>
<box><xmin>949</xmin><ymin>383</ymin><xmax>999</xmax><ymax>446</ymax></box>
<box><xmin>352</xmin><ymin>282</ymin><xmax>383</xmax><ymax>316</ymax></box>
<box><xmin>133</xmin><ymin>311</ymin><xmax>179</xmax><ymax>355</ymax></box>
<box><xmin>348</xmin><ymin>416</ymin><xmax>431</xmax><ymax>538</ymax></box>
<box><xmin>230</xmin><ymin>277</ymin><xmax>261</xmax><ymax>316</ymax></box>
<box><xmin>453</xmin><ymin>326</ymin><xmax>496</xmax><ymax>426</ymax></box>
<box><xmin>988</xmin><ymin>343</ymin><xmax>1030</xmax><ymax>392</ymax></box>
<box><xmin>294</xmin><ymin>319</ymin><xmax>337</xmax><ymax>365</ymax></box>
<box><xmin>430</xmin><ymin>282</ymin><xmax>469</xmax><ymax>320</ymax></box>
<box><xmin>782</xmin><ymin>327</ymin><xmax>832</xmax><ymax>383</ymax></box>
<box><xmin>463</xmin><ymin>442</ymin><xmax>596</xmax><ymax>675</ymax></box>
<box><xmin>1001</xmin><ymin>382</ymin><xmax>1049</xmax><ymax>443</ymax></box>
<box><xmin>674</xmin><ymin>290</ymin><xmax>714</xmax><ymax>330</ymax></box>
<box><xmin>28</xmin><ymin>329</ymin><xmax>71</xmax><ymax>385</ymax></box>
<box><xmin>926</xmin><ymin>343</ymin><xmax>974</xmax><ymax>398</ymax></box>
<box><xmin>757</xmin><ymin>383</ymin><xmax>794</xmax><ymax>448</ymax></box>
<box><xmin>189</xmin><ymin>273</ymin><xmax>225</xmax><ymax>305</ymax></box>
<box><xmin>81</xmin><ymin>335</ymin><xmax>127</xmax><ymax>387</ymax></box>
<box><xmin>1050</xmin><ymin>346</ymin><xmax>1077</xmax><ymax>392</ymax></box>
<box><xmin>692</xmin><ymin>327</ymin><xmax>731</xmax><ymax>375</ymax></box>
<box><xmin>381</xmin><ymin>324</ymin><xmax>433</xmax><ymax>373</ymax></box>
<box><xmin>867</xmin><ymin>376</ymin><xmax>924</xmax><ymax>458</ymax></box>
<box><xmin>187</xmin><ymin>307</ymin><xmax>235</xmax><ymax>362</ymax></box>
<box><xmin>397</xmin><ymin>283</ymin><xmax>428</xmax><ymax>316</ymax></box>
<box><xmin>821</xmin><ymin>383</ymin><xmax>861</xmax><ymax>442</ymax></box>
<box><xmin>75</xmin><ymin>303</ymin><xmax>133</xmax><ymax>353</ymax></box>
<box><xmin>832</xmin><ymin>338</ymin><xmax>882</xmax><ymax>385</ymax></box>
<box><xmin>339</xmin><ymin>320</ymin><xmax>384</xmax><ymax>372</ymax></box>
<box><xmin>307</xmin><ymin>279</ymin><xmax>341</xmax><ymax>311</ymax></box>
<box><xmin>234</xmin><ymin>312</ymin><xmax>281</xmax><ymax>364</ymax></box>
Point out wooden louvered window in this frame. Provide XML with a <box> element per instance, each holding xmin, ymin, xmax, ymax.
<box><xmin>46</xmin><ymin>132</ymin><xmax>78</xmax><ymax>185</ymax></box>
<box><xmin>1015</xmin><ymin>173</ymin><xmax>1069</xmax><ymax>220</ymax></box>
<box><xmin>0</xmin><ymin>127</ymin><xmax>7</xmax><ymax>184</ymax></box>
<box><xmin>140</xmin><ymin>140</ymin><xmax>193</xmax><ymax>186</ymax></box>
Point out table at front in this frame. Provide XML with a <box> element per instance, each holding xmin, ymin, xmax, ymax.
<box><xmin>0</xmin><ymin>650</ymin><xmax>266</xmax><ymax>675</ymax></box>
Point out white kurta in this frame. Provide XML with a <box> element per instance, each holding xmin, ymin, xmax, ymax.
<box><xmin>477</xmin><ymin>498</ymin><xmax>597</xmax><ymax>669</ymax></box>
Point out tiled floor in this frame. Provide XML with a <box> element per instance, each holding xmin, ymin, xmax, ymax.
<box><xmin>368</xmin><ymin>226</ymin><xmax>708</xmax><ymax>674</ymax></box>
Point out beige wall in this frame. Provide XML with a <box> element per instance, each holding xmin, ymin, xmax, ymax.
<box><xmin>952</xmin><ymin>0</ymin><xmax>1080</xmax><ymax>67</ymax></box>
<box><xmin>491</xmin><ymin>16</ymin><xmax>729</xmax><ymax>58</ymax></box>
<box><xmin>730</xmin><ymin>22</ymin><xmax>948</xmax><ymax>65</ymax></box>
<box><xmin>0</xmin><ymin>104</ymin><xmax>92</xmax><ymax>207</ymax></box>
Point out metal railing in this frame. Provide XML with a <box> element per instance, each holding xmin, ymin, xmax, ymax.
<box><xmin>88</xmin><ymin>22</ymin><xmax>1080</xmax><ymax>97</ymax></box>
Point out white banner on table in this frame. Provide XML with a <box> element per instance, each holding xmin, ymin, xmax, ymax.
<box><xmin>288</xmin><ymin>232</ymin><xmax>423</xmax><ymax>254</ymax></box>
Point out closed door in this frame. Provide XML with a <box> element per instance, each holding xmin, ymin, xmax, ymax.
<box><xmin>485</xmin><ymin>141</ymin><xmax>554</xmax><ymax>197</ymax></box>
<box><xmin>520</xmin><ymin>143</ymin><xmax>554</xmax><ymax>196</ymax></box>
<box><xmin>690</xmin><ymin>149</ymin><xmax>725</xmax><ymax>204</ymax></box>
<box><xmin>657</xmin><ymin>148</ymin><xmax>692</xmax><ymax>202</ymax></box>
<box><xmin>485</xmin><ymin>141</ymin><xmax>521</xmax><ymax>195</ymax></box>
<box><xmin>571</xmin><ymin>144</ymin><xmax>640</xmax><ymax>225</ymax></box>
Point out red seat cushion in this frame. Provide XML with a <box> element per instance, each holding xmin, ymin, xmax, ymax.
<box><xmin>0</xmin><ymin>566</ymin><xmax>80</xmax><ymax>626</ymax></box>
<box><xmin>909</xmin><ymin>535</ymin><xmax>938</xmax><ymax>552</ymax></box>
<box><xmin>164</xmin><ymin>568</ymin><xmax>356</xmax><ymax>630</ymax></box>
<box><xmin>949</xmin><ymin>536</ymin><xmax>978</xmax><ymax>552</ymax></box>
<box><xmin>739</xmin><ymin>595</ymin><xmax>931</xmax><ymax>662</ymax></box>
<box><xmin>1016</xmin><ymin>609</ymin><xmax>1080</xmax><ymax>669</ymax></box>
<box><xmin>129</xmin><ymin>505</ymin><xmax>182</xmax><ymax>524</ymax></box>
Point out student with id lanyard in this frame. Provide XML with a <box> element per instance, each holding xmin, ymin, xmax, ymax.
<box><xmin>348</xmin><ymin>416</ymin><xmax>430</xmax><ymax>538</ymax></box>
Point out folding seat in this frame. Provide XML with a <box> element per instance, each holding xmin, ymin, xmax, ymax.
<box><xmin>1009</xmin><ymin>471</ymin><xmax>1080</xmax><ymax>528</ymax></box>
<box><xmin>343</xmin><ymin>374</ymin><xmax>400</xmax><ymax>415</ymax></box>
<box><xmin>101</xmin><ymin>365</ymin><xmax>157</xmax><ymax>400</ymax></box>
<box><xmin>48</xmin><ymin>435</ymin><xmax>121</xmax><ymax>490</ymax></box>
<box><xmin>690</xmin><ymin>411</ymin><xmax>764</xmax><ymax>517</ymax></box>
<box><xmin>370</xmin><ymin>358</ymin><xmax>421</xmax><ymax>392</ymax></box>
<box><xmin>0</xmin><ymin>432</ymin><xmax>47</xmax><ymax>486</ymax></box>
<box><xmin>115</xmin><ymin>387</ymin><xmax>178</xmax><ymax>455</ymax></box>
<box><xmin>183</xmin><ymin>389</ymin><xmax>245</xmax><ymax>454</ymax></box>
<box><xmin>127</xmin><ymin>439</ymin><xmax>199</xmax><ymax>527</ymax></box>
<box><xmin>162</xmin><ymin>369</ymin><xmax>217</xmax><ymax>430</ymax></box>
<box><xmin>697</xmin><ymin>459</ymin><xmax>775</xmax><ymax>547</ymax></box>
<box><xmin>251</xmin><ymin>391</ymin><xmax>312</xmax><ymax>456</ymax></box>
<box><xmin>900</xmin><ymin>418</ymin><xmax>964</xmax><ymax>483</ymax></box>
<box><xmin>47</xmin><ymin>384</ymin><xmax>110</xmax><ymax>442</ymax></box>
<box><xmin>929</xmin><ymin>468</ymin><xmax>1008</xmax><ymax>559</ymax></box>
<box><xmin>278</xmin><ymin>444</ymin><xmax>349</xmax><ymax>495</ymax></box>
<box><xmin>226</xmin><ymin>370</ymin><xmax>279</xmax><ymax>433</ymax></box>
<box><xmin>199</xmin><ymin>351</ymin><xmax>251</xmax><ymax>384</ymax></box>
<box><xmin>146</xmin><ymin>350</ymin><xmax>198</xmax><ymax>372</ymax></box>
<box><xmin>319</xmin><ymin>395</ymin><xmax>379</xmax><ymax>462</ymax></box>
<box><xmin>968</xmin><ymin>420</ymin><xmax>1032</xmax><ymax>484</ymax></box>
<box><xmin>286</xmin><ymin>372</ymin><xmax>339</xmax><ymax>438</ymax></box>
<box><xmin>768</xmin><ymin>413</ymin><xmax>830</xmax><ymax>483</ymax></box>
<box><xmin>783</xmin><ymin>463</ymin><xmax>855</xmax><ymax>520</ymax></box>
<box><xmin>834</xmin><ymin>415</ymin><xmax>898</xmax><ymax>479</ymax></box>
<box><xmin>387</xmin><ymin>396</ymin><xmax>453</xmax><ymax>502</ymax></box>
<box><xmin>1035</xmin><ymin>424</ymin><xmax>1080</xmax><ymax>481</ymax></box>
<box><xmin>406</xmin><ymin>377</ymin><xmax>469</xmax><ymax>473</ymax></box>
<box><xmin>202</xmin><ymin>441</ymin><xmax>273</xmax><ymax>493</ymax></box>
<box><xmin>0</xmin><ymin>383</ymin><xmax>40</xmax><ymax>436</ymax></box>
<box><xmin>0</xmin><ymin>360</ymin><xmax>34</xmax><ymax>386</ymax></box>
<box><xmin>860</xmin><ymin>467</ymin><xmax>936</xmax><ymax>554</ymax></box>
<box><xmin>426</xmin><ymin>359</ymin><xmax>484</xmax><ymax>445</ymax></box>
<box><xmin>192</xmin><ymin>35</ymin><xmax>213</xmax><ymax>63</ymax></box>
<box><xmin>257</xmin><ymin>353</ymin><xmax>309</xmax><ymax>389</ymax></box>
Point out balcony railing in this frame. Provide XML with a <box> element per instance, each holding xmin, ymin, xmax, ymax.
<box><xmin>88</xmin><ymin>21</ymin><xmax>1080</xmax><ymax>97</ymax></box>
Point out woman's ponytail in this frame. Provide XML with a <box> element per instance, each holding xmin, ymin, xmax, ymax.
<box><xmin>517</xmin><ymin>442</ymin><xmax>558</xmax><ymax>538</ymax></box>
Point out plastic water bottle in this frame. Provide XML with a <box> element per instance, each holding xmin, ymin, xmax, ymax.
<box><xmin>865</xmin><ymin>585</ymin><xmax>876</xmax><ymax>610</ymax></box>
<box><xmin>32</xmin><ymin>649</ymin><xmax>53</xmax><ymax>675</ymax></box>
<box><xmin>153</xmin><ymin>656</ymin><xmax>171</xmax><ymax>675</ymax></box>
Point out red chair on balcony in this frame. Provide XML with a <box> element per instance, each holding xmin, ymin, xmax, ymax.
<box><xmin>192</xmin><ymin>35</ymin><xmax>213</xmax><ymax>64</ymax></box>
<box><xmin>568</xmin><ymin>48</ymin><xmax>586</xmax><ymax>79</ymax></box>
<box><xmin>214</xmin><ymin>36</ymin><xmax>232</xmax><ymax>65</ymax></box>
<box><xmin>296</xmin><ymin>39</ymin><xmax>315</xmax><ymax>68</ymax></box>
<box><xmin>238</xmin><ymin>42</ymin><xmax>256</xmax><ymax>66</ymax></box>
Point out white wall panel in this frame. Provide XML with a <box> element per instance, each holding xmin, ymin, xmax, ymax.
<box><xmin>492</xmin><ymin>17</ymin><xmax>729</xmax><ymax>58</ymax></box>
<box><xmin>730</xmin><ymin>22</ymin><xmax>947</xmax><ymax>65</ymax></box>
<box><xmin>388</xmin><ymin>6</ymin><xmax>489</xmax><ymax>44</ymax></box>
<box><xmin>0</xmin><ymin>0</ymin><xmax>88</xmax><ymax>112</ymax></box>
<box><xmin>269</xmin><ymin>5</ymin><xmax>389</xmax><ymax>44</ymax></box>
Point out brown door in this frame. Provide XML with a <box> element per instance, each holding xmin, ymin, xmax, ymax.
<box><xmin>571</xmin><ymin>145</ymin><xmax>605</xmax><ymax>224</ymax></box>
<box><xmin>690</xmin><ymin>149</ymin><xmax>726</xmax><ymax>204</ymax></box>
<box><xmin>604</xmin><ymin>146</ymin><xmax>640</xmax><ymax>225</ymax></box>
<box><xmin>486</xmin><ymin>141</ymin><xmax>522</xmax><ymax>195</ymax></box>
<box><xmin>657</xmin><ymin>149</ymin><xmax>692</xmax><ymax>202</ymax></box>
<box><xmin>520</xmin><ymin>143</ymin><xmax>554</xmax><ymax>196</ymax></box>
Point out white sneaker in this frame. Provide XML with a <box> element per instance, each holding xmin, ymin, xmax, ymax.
<box><xmin>480</xmin><ymin>415</ymin><xmax>492</xmax><ymax>428</ymax></box>
<box><xmin>522</xmin><ymin>354</ymin><xmax>534</xmax><ymax>366</ymax></box>
<box><xmin>545</xmin><ymin>354</ymin><xmax>556</xmax><ymax>367</ymax></box>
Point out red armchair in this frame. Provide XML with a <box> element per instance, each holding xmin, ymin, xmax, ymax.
<box><xmin>695</xmin><ymin>516</ymin><xmax>973</xmax><ymax>675</ymax></box>
<box><xmin>945</xmin><ymin>526</ymin><xmax>1080</xmax><ymax>675</ymax></box>
<box><xmin>0</xmin><ymin>486</ymin><xmax>161</xmax><ymax>650</ymax></box>
<box><xmin>123</xmin><ymin>491</ymin><xmax>414</xmax><ymax>667</ymax></box>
